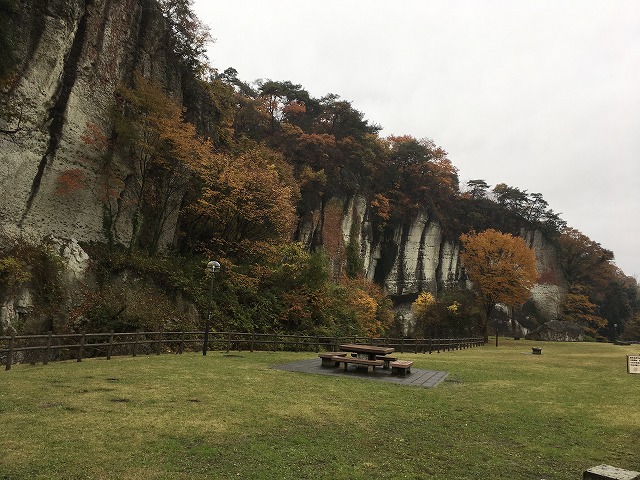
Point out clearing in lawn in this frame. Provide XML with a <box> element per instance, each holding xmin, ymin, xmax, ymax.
<box><xmin>0</xmin><ymin>340</ymin><xmax>638</xmax><ymax>479</ymax></box>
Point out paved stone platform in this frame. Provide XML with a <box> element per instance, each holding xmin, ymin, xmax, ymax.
<box><xmin>272</xmin><ymin>357</ymin><xmax>448</xmax><ymax>388</ymax></box>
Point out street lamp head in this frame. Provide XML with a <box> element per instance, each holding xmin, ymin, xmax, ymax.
<box><xmin>206</xmin><ymin>260</ymin><xmax>221</xmax><ymax>273</ymax></box>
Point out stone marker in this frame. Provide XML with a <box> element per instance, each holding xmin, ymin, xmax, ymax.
<box><xmin>583</xmin><ymin>464</ymin><xmax>640</xmax><ymax>480</ymax></box>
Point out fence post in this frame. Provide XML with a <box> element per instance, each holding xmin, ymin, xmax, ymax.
<box><xmin>179</xmin><ymin>332</ymin><xmax>185</xmax><ymax>354</ymax></box>
<box><xmin>227</xmin><ymin>331</ymin><xmax>232</xmax><ymax>353</ymax></box>
<box><xmin>43</xmin><ymin>331</ymin><xmax>53</xmax><ymax>365</ymax></box>
<box><xmin>273</xmin><ymin>333</ymin><xmax>278</xmax><ymax>352</ymax></box>
<box><xmin>5</xmin><ymin>333</ymin><xmax>15</xmax><ymax>371</ymax></box>
<box><xmin>133</xmin><ymin>331</ymin><xmax>140</xmax><ymax>357</ymax></box>
<box><xmin>107</xmin><ymin>331</ymin><xmax>114</xmax><ymax>360</ymax></box>
<box><xmin>156</xmin><ymin>332</ymin><xmax>162</xmax><ymax>355</ymax></box>
<box><xmin>250</xmin><ymin>332</ymin><xmax>255</xmax><ymax>353</ymax></box>
<box><xmin>77</xmin><ymin>333</ymin><xmax>86</xmax><ymax>362</ymax></box>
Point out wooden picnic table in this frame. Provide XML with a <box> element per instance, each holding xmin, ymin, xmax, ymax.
<box><xmin>338</xmin><ymin>344</ymin><xmax>395</xmax><ymax>361</ymax></box>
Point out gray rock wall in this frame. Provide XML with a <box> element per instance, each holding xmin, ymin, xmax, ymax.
<box><xmin>1</xmin><ymin>0</ymin><xmax>182</xmax><ymax>248</ymax></box>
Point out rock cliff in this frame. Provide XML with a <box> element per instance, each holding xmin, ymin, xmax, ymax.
<box><xmin>1</xmin><ymin>0</ymin><xmax>185</xmax><ymax>247</ymax></box>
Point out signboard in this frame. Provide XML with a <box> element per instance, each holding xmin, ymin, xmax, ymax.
<box><xmin>627</xmin><ymin>355</ymin><xmax>640</xmax><ymax>374</ymax></box>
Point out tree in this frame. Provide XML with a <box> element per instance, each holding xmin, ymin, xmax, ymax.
<box><xmin>377</xmin><ymin>136</ymin><xmax>459</xmax><ymax>224</ymax></box>
<box><xmin>555</xmin><ymin>227</ymin><xmax>615</xmax><ymax>289</ymax></box>
<box><xmin>411</xmin><ymin>291</ymin><xmax>438</xmax><ymax>331</ymax></box>
<box><xmin>465</xmin><ymin>179</ymin><xmax>491</xmax><ymax>199</ymax></box>
<box><xmin>412</xmin><ymin>288</ymin><xmax>480</xmax><ymax>337</ymax></box>
<box><xmin>459</xmin><ymin>229</ymin><xmax>538</xmax><ymax>341</ymax></box>
<box><xmin>559</xmin><ymin>290</ymin><xmax>607</xmax><ymax>337</ymax></box>
<box><xmin>115</xmin><ymin>72</ymin><xmax>212</xmax><ymax>254</ymax></box>
<box><xmin>191</xmin><ymin>145</ymin><xmax>298</xmax><ymax>257</ymax></box>
<box><xmin>158</xmin><ymin>0</ymin><xmax>212</xmax><ymax>75</ymax></box>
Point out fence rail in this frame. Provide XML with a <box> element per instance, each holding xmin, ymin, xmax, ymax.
<box><xmin>0</xmin><ymin>331</ymin><xmax>485</xmax><ymax>371</ymax></box>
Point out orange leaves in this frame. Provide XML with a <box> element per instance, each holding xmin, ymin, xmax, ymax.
<box><xmin>460</xmin><ymin>229</ymin><xmax>538</xmax><ymax>311</ymax></box>
<box><xmin>115</xmin><ymin>72</ymin><xmax>217</xmax><ymax>252</ymax></box>
<box><xmin>282</xmin><ymin>100</ymin><xmax>306</xmax><ymax>116</ymax></box>
<box><xmin>194</xmin><ymin>146</ymin><xmax>297</xmax><ymax>253</ymax></box>
<box><xmin>560</xmin><ymin>292</ymin><xmax>608</xmax><ymax>330</ymax></box>
<box><xmin>81</xmin><ymin>122</ymin><xmax>110</xmax><ymax>151</ymax></box>
<box><xmin>55</xmin><ymin>168</ymin><xmax>87</xmax><ymax>196</ymax></box>
<box><xmin>118</xmin><ymin>72</ymin><xmax>211</xmax><ymax>167</ymax></box>
<box><xmin>298</xmin><ymin>132</ymin><xmax>336</xmax><ymax>148</ymax></box>
<box><xmin>370</xmin><ymin>193</ymin><xmax>391</xmax><ymax>222</ymax></box>
<box><xmin>459</xmin><ymin>229</ymin><xmax>537</xmax><ymax>340</ymax></box>
<box><xmin>556</xmin><ymin>226</ymin><xmax>615</xmax><ymax>292</ymax></box>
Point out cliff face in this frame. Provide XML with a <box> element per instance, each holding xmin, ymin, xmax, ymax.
<box><xmin>1</xmin><ymin>0</ymin><xmax>566</xmax><ymax>329</ymax></box>
<box><xmin>1</xmin><ymin>0</ymin><xmax>183</xmax><ymax>247</ymax></box>
<box><xmin>297</xmin><ymin>196</ymin><xmax>565</xmax><ymax>321</ymax></box>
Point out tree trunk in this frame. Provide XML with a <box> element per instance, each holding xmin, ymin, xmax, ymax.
<box><xmin>483</xmin><ymin>302</ymin><xmax>495</xmax><ymax>343</ymax></box>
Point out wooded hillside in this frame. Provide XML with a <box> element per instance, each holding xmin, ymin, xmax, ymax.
<box><xmin>1</xmin><ymin>0</ymin><xmax>638</xmax><ymax>341</ymax></box>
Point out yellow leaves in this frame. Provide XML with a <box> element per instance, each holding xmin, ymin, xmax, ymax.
<box><xmin>447</xmin><ymin>301</ymin><xmax>461</xmax><ymax>314</ymax></box>
<box><xmin>350</xmin><ymin>290</ymin><xmax>378</xmax><ymax>327</ymax></box>
<box><xmin>411</xmin><ymin>291</ymin><xmax>437</xmax><ymax>326</ymax></box>
<box><xmin>341</xmin><ymin>277</ymin><xmax>393</xmax><ymax>337</ymax></box>
<box><xmin>280</xmin><ymin>122</ymin><xmax>304</xmax><ymax>138</ymax></box>
<box><xmin>412</xmin><ymin>291</ymin><xmax>436</xmax><ymax>312</ymax></box>
<box><xmin>0</xmin><ymin>256</ymin><xmax>31</xmax><ymax>289</ymax></box>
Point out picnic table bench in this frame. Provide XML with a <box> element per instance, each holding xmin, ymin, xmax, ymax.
<box><xmin>376</xmin><ymin>355</ymin><xmax>398</xmax><ymax>369</ymax></box>
<box><xmin>318</xmin><ymin>352</ymin><xmax>348</xmax><ymax>367</ymax></box>
<box><xmin>390</xmin><ymin>360</ymin><xmax>413</xmax><ymax>376</ymax></box>
<box><xmin>334</xmin><ymin>356</ymin><xmax>384</xmax><ymax>373</ymax></box>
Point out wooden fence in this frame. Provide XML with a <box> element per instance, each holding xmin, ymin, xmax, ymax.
<box><xmin>0</xmin><ymin>331</ymin><xmax>485</xmax><ymax>371</ymax></box>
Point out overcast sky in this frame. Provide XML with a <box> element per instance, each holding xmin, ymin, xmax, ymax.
<box><xmin>193</xmin><ymin>0</ymin><xmax>640</xmax><ymax>278</ymax></box>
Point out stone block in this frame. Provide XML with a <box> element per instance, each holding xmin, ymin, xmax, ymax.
<box><xmin>583</xmin><ymin>464</ymin><xmax>640</xmax><ymax>480</ymax></box>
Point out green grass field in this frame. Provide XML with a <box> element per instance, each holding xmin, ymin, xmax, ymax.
<box><xmin>1</xmin><ymin>340</ymin><xmax>638</xmax><ymax>479</ymax></box>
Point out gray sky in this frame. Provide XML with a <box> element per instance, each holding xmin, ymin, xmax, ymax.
<box><xmin>193</xmin><ymin>0</ymin><xmax>640</xmax><ymax>278</ymax></box>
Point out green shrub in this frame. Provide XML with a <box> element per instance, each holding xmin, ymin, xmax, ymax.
<box><xmin>0</xmin><ymin>236</ymin><xmax>65</xmax><ymax>333</ymax></box>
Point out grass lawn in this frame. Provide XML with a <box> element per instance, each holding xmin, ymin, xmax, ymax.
<box><xmin>1</xmin><ymin>339</ymin><xmax>638</xmax><ymax>479</ymax></box>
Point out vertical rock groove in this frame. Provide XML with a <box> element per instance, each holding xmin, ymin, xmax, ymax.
<box><xmin>416</xmin><ymin>218</ymin><xmax>431</xmax><ymax>292</ymax></box>
<box><xmin>396</xmin><ymin>220</ymin><xmax>411</xmax><ymax>296</ymax></box>
<box><xmin>19</xmin><ymin>1</ymin><xmax>93</xmax><ymax>226</ymax></box>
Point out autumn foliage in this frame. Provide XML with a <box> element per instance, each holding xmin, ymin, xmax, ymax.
<box><xmin>460</xmin><ymin>229</ymin><xmax>537</xmax><ymax>340</ymax></box>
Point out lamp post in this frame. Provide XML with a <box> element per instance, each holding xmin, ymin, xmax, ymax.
<box><xmin>202</xmin><ymin>260</ymin><xmax>221</xmax><ymax>356</ymax></box>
